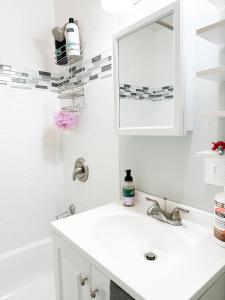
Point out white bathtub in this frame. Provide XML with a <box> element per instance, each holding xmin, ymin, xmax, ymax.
<box><xmin>0</xmin><ymin>238</ymin><xmax>55</xmax><ymax>300</ymax></box>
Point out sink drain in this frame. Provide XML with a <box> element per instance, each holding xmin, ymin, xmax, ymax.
<box><xmin>144</xmin><ymin>252</ymin><xmax>157</xmax><ymax>261</ymax></box>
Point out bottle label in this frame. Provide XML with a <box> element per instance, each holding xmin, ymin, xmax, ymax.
<box><xmin>214</xmin><ymin>200</ymin><xmax>225</xmax><ymax>242</ymax></box>
<box><xmin>122</xmin><ymin>188</ymin><xmax>135</xmax><ymax>206</ymax></box>
<box><xmin>122</xmin><ymin>188</ymin><xmax>135</xmax><ymax>198</ymax></box>
<box><xmin>214</xmin><ymin>227</ymin><xmax>225</xmax><ymax>242</ymax></box>
<box><xmin>67</xmin><ymin>28</ymin><xmax>75</xmax><ymax>32</ymax></box>
<box><xmin>123</xmin><ymin>197</ymin><xmax>135</xmax><ymax>206</ymax></box>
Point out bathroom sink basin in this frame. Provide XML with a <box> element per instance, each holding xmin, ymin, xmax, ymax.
<box><xmin>93</xmin><ymin>214</ymin><xmax>192</xmax><ymax>265</ymax></box>
<box><xmin>52</xmin><ymin>192</ymin><xmax>225</xmax><ymax>300</ymax></box>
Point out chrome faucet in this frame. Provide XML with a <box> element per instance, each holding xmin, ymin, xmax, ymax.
<box><xmin>56</xmin><ymin>204</ymin><xmax>76</xmax><ymax>220</ymax></box>
<box><xmin>146</xmin><ymin>197</ymin><xmax>189</xmax><ymax>226</ymax></box>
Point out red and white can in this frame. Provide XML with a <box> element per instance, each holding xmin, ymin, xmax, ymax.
<box><xmin>214</xmin><ymin>191</ymin><xmax>225</xmax><ymax>248</ymax></box>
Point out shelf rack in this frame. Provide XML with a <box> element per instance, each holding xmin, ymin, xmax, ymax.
<box><xmin>58</xmin><ymin>84</ymin><xmax>84</xmax><ymax>112</ymax></box>
<box><xmin>58</xmin><ymin>86</ymin><xmax>84</xmax><ymax>99</ymax></box>
<box><xmin>197</xmin><ymin>66</ymin><xmax>225</xmax><ymax>82</ymax></box>
<box><xmin>197</xmin><ymin>19</ymin><xmax>225</xmax><ymax>44</ymax></box>
<box><xmin>196</xmin><ymin>150</ymin><xmax>225</xmax><ymax>159</ymax></box>
<box><xmin>196</xmin><ymin>19</ymin><xmax>225</xmax><ymax>83</ymax></box>
<box><xmin>200</xmin><ymin>111</ymin><xmax>225</xmax><ymax>118</ymax></box>
<box><xmin>199</xmin><ymin>111</ymin><xmax>225</xmax><ymax>118</ymax></box>
<box><xmin>196</xmin><ymin>14</ymin><xmax>225</xmax><ymax>119</ymax></box>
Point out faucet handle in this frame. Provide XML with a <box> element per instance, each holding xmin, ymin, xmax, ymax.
<box><xmin>145</xmin><ymin>197</ymin><xmax>160</xmax><ymax>207</ymax></box>
<box><xmin>171</xmin><ymin>207</ymin><xmax>189</xmax><ymax>221</ymax></box>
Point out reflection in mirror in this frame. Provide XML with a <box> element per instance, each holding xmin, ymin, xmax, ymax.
<box><xmin>119</xmin><ymin>13</ymin><xmax>174</xmax><ymax>128</ymax></box>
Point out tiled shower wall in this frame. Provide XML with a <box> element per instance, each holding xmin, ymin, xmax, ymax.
<box><xmin>0</xmin><ymin>45</ymin><xmax>116</xmax><ymax>254</ymax></box>
<box><xmin>55</xmin><ymin>0</ymin><xmax>119</xmax><ymax>213</ymax></box>
<box><xmin>0</xmin><ymin>0</ymin><xmax>55</xmax><ymax>71</ymax></box>
<box><xmin>0</xmin><ymin>88</ymin><xmax>64</xmax><ymax>255</ymax></box>
<box><xmin>0</xmin><ymin>64</ymin><xmax>59</xmax><ymax>91</ymax></box>
<box><xmin>0</xmin><ymin>0</ymin><xmax>62</xmax><ymax>255</ymax></box>
<box><xmin>1</xmin><ymin>0</ymin><xmax>117</xmax><ymax>255</ymax></box>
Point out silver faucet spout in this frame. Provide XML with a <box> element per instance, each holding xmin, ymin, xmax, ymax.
<box><xmin>146</xmin><ymin>196</ymin><xmax>189</xmax><ymax>226</ymax></box>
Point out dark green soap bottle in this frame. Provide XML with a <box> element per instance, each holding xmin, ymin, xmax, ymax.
<box><xmin>122</xmin><ymin>170</ymin><xmax>135</xmax><ymax>207</ymax></box>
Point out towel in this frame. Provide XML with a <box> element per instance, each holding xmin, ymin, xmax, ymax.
<box><xmin>110</xmin><ymin>281</ymin><xmax>135</xmax><ymax>300</ymax></box>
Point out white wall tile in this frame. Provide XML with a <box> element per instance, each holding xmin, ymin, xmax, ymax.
<box><xmin>0</xmin><ymin>89</ymin><xmax>64</xmax><ymax>255</ymax></box>
<box><xmin>0</xmin><ymin>0</ymin><xmax>56</xmax><ymax>71</ymax></box>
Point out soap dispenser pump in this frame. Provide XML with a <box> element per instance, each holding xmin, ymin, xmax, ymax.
<box><xmin>122</xmin><ymin>170</ymin><xmax>135</xmax><ymax>207</ymax></box>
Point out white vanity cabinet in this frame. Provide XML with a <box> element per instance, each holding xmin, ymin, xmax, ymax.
<box><xmin>51</xmin><ymin>201</ymin><xmax>225</xmax><ymax>300</ymax></box>
<box><xmin>53</xmin><ymin>229</ymin><xmax>225</xmax><ymax>300</ymax></box>
<box><xmin>53</xmin><ymin>233</ymin><xmax>110</xmax><ymax>300</ymax></box>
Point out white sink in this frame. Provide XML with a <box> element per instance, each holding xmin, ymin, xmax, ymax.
<box><xmin>93</xmin><ymin>214</ymin><xmax>193</xmax><ymax>265</ymax></box>
<box><xmin>52</xmin><ymin>191</ymin><xmax>225</xmax><ymax>300</ymax></box>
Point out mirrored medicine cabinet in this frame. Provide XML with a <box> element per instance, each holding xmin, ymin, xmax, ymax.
<box><xmin>113</xmin><ymin>1</ymin><xmax>194</xmax><ymax>136</ymax></box>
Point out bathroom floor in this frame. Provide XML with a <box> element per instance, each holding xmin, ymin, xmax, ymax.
<box><xmin>0</xmin><ymin>274</ymin><xmax>55</xmax><ymax>300</ymax></box>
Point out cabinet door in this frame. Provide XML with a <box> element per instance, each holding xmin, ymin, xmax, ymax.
<box><xmin>60</xmin><ymin>254</ymin><xmax>83</xmax><ymax>300</ymax></box>
<box><xmin>53</xmin><ymin>234</ymin><xmax>90</xmax><ymax>300</ymax></box>
<box><xmin>90</xmin><ymin>266</ymin><xmax>110</xmax><ymax>300</ymax></box>
<box><xmin>198</xmin><ymin>273</ymin><xmax>225</xmax><ymax>300</ymax></box>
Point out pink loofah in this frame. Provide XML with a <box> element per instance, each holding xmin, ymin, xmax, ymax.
<box><xmin>54</xmin><ymin>111</ymin><xmax>80</xmax><ymax>130</ymax></box>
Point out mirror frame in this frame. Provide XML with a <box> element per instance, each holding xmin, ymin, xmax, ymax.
<box><xmin>113</xmin><ymin>1</ymin><xmax>185</xmax><ymax>136</ymax></box>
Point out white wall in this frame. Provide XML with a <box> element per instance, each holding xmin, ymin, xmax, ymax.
<box><xmin>54</xmin><ymin>0</ymin><xmax>119</xmax><ymax>213</ymax></box>
<box><xmin>119</xmin><ymin>0</ymin><xmax>225</xmax><ymax>212</ymax></box>
<box><xmin>0</xmin><ymin>0</ymin><xmax>56</xmax><ymax>71</ymax></box>
<box><xmin>55</xmin><ymin>0</ymin><xmax>225</xmax><ymax>213</ymax></box>
<box><xmin>0</xmin><ymin>89</ymin><xmax>64</xmax><ymax>255</ymax></box>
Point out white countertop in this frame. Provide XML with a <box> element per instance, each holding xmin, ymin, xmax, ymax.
<box><xmin>51</xmin><ymin>192</ymin><xmax>225</xmax><ymax>300</ymax></box>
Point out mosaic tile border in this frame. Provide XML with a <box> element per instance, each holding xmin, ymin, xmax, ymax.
<box><xmin>0</xmin><ymin>50</ymin><xmax>113</xmax><ymax>94</ymax></box>
<box><xmin>0</xmin><ymin>64</ymin><xmax>59</xmax><ymax>92</ymax></box>
<box><xmin>119</xmin><ymin>84</ymin><xmax>174</xmax><ymax>101</ymax></box>
<box><xmin>58</xmin><ymin>49</ymin><xmax>112</xmax><ymax>91</ymax></box>
<box><xmin>0</xmin><ymin>52</ymin><xmax>173</xmax><ymax>103</ymax></box>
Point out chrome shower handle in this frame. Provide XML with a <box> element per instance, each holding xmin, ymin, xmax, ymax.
<box><xmin>72</xmin><ymin>167</ymin><xmax>83</xmax><ymax>181</ymax></box>
<box><xmin>72</xmin><ymin>158</ymin><xmax>89</xmax><ymax>182</ymax></box>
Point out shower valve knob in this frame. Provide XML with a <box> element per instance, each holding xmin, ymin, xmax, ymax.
<box><xmin>72</xmin><ymin>158</ymin><xmax>89</xmax><ymax>182</ymax></box>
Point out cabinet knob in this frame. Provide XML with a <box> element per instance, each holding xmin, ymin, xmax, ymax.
<box><xmin>80</xmin><ymin>275</ymin><xmax>88</xmax><ymax>286</ymax></box>
<box><xmin>90</xmin><ymin>288</ymin><xmax>98</xmax><ymax>298</ymax></box>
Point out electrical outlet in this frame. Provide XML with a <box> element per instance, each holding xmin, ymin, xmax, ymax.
<box><xmin>205</xmin><ymin>158</ymin><xmax>225</xmax><ymax>186</ymax></box>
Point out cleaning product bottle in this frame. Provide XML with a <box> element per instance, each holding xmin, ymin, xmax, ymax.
<box><xmin>65</xmin><ymin>18</ymin><xmax>81</xmax><ymax>57</ymax></box>
<box><xmin>122</xmin><ymin>170</ymin><xmax>135</xmax><ymax>207</ymax></box>
<box><xmin>52</xmin><ymin>26</ymin><xmax>68</xmax><ymax>65</ymax></box>
<box><xmin>214</xmin><ymin>188</ymin><xmax>225</xmax><ymax>248</ymax></box>
<box><xmin>54</xmin><ymin>39</ymin><xmax>68</xmax><ymax>65</ymax></box>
